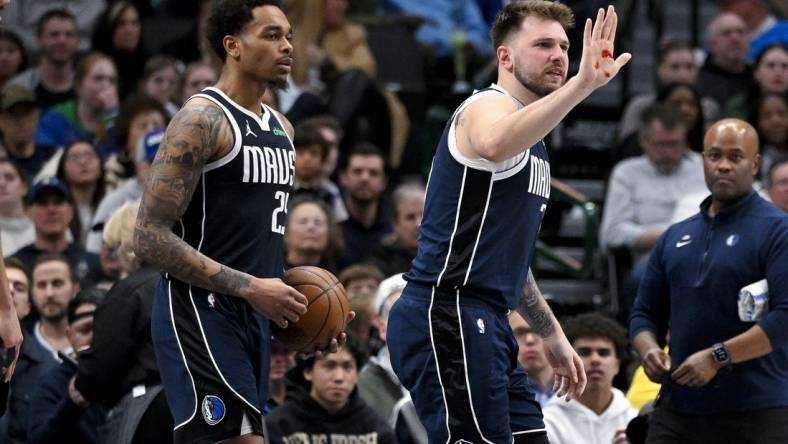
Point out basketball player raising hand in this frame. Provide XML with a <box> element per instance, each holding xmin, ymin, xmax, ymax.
<box><xmin>134</xmin><ymin>1</ymin><xmax>347</xmax><ymax>443</ymax></box>
<box><xmin>386</xmin><ymin>2</ymin><xmax>630</xmax><ymax>444</ymax></box>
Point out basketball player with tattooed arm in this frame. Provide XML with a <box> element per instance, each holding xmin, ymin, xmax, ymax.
<box><xmin>386</xmin><ymin>2</ymin><xmax>631</xmax><ymax>443</ymax></box>
<box><xmin>134</xmin><ymin>1</ymin><xmax>349</xmax><ymax>443</ymax></box>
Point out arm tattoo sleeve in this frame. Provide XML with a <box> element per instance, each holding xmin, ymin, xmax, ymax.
<box><xmin>516</xmin><ymin>269</ymin><xmax>556</xmax><ymax>338</ymax></box>
<box><xmin>133</xmin><ymin>104</ymin><xmax>252</xmax><ymax>297</ymax></box>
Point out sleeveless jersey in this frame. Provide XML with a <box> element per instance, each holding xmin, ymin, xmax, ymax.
<box><xmin>405</xmin><ymin>84</ymin><xmax>551</xmax><ymax>310</ymax></box>
<box><xmin>170</xmin><ymin>86</ymin><xmax>295</xmax><ymax>285</ymax></box>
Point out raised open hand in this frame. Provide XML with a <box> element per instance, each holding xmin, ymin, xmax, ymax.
<box><xmin>577</xmin><ymin>5</ymin><xmax>632</xmax><ymax>90</ymax></box>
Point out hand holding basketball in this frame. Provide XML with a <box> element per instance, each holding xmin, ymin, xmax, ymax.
<box><xmin>245</xmin><ymin>277</ymin><xmax>308</xmax><ymax>329</ymax></box>
<box><xmin>273</xmin><ymin>266</ymin><xmax>351</xmax><ymax>352</ymax></box>
<box><xmin>576</xmin><ymin>5</ymin><xmax>631</xmax><ymax>90</ymax></box>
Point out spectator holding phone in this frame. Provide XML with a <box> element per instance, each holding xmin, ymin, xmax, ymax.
<box><xmin>27</xmin><ymin>289</ymin><xmax>103</xmax><ymax>444</ymax></box>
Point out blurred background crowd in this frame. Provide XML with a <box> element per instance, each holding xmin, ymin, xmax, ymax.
<box><xmin>0</xmin><ymin>0</ymin><xmax>785</xmax><ymax>443</ymax></box>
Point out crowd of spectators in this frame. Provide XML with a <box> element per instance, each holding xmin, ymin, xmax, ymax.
<box><xmin>0</xmin><ymin>0</ymin><xmax>785</xmax><ymax>443</ymax></box>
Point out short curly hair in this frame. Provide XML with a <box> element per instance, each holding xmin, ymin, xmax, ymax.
<box><xmin>207</xmin><ymin>0</ymin><xmax>284</xmax><ymax>61</ymax></box>
<box><xmin>563</xmin><ymin>312</ymin><xmax>628</xmax><ymax>360</ymax></box>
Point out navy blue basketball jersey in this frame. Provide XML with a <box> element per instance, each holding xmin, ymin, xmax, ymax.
<box><xmin>405</xmin><ymin>84</ymin><xmax>551</xmax><ymax>310</ymax></box>
<box><xmin>172</xmin><ymin>86</ymin><xmax>295</xmax><ymax>284</ymax></box>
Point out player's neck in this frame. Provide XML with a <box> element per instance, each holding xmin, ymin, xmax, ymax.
<box><xmin>214</xmin><ymin>69</ymin><xmax>268</xmax><ymax>115</ymax></box>
<box><xmin>496</xmin><ymin>71</ymin><xmax>540</xmax><ymax>107</ymax></box>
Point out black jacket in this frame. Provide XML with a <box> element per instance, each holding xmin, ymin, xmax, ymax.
<box><xmin>28</xmin><ymin>362</ymin><xmax>104</xmax><ymax>444</ymax></box>
<box><xmin>75</xmin><ymin>267</ymin><xmax>161</xmax><ymax>407</ymax></box>
<box><xmin>266</xmin><ymin>368</ymin><xmax>396</xmax><ymax>444</ymax></box>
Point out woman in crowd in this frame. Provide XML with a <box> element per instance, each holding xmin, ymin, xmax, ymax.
<box><xmin>749</xmin><ymin>92</ymin><xmax>788</xmax><ymax>178</ymax></box>
<box><xmin>178</xmin><ymin>60</ymin><xmax>217</xmax><ymax>105</ymax></box>
<box><xmin>56</xmin><ymin>140</ymin><xmax>106</xmax><ymax>246</ymax></box>
<box><xmin>656</xmin><ymin>82</ymin><xmax>705</xmax><ymax>152</ymax></box>
<box><xmin>91</xmin><ymin>1</ymin><xmax>148</xmax><ymax>100</ymax></box>
<box><xmin>138</xmin><ymin>55</ymin><xmax>181</xmax><ymax>117</ymax></box>
<box><xmin>0</xmin><ymin>29</ymin><xmax>27</xmax><ymax>89</ymax></box>
<box><xmin>103</xmin><ymin>95</ymin><xmax>168</xmax><ymax>189</ymax></box>
<box><xmin>725</xmin><ymin>43</ymin><xmax>788</xmax><ymax>118</ymax></box>
<box><xmin>284</xmin><ymin>196</ymin><xmax>338</xmax><ymax>273</ymax></box>
<box><xmin>35</xmin><ymin>52</ymin><xmax>119</xmax><ymax>154</ymax></box>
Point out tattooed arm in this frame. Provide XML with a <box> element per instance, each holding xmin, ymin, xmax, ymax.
<box><xmin>133</xmin><ymin>100</ymin><xmax>307</xmax><ymax>327</ymax></box>
<box><xmin>516</xmin><ymin>268</ymin><xmax>586</xmax><ymax>400</ymax></box>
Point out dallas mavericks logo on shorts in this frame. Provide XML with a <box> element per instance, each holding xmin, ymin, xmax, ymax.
<box><xmin>202</xmin><ymin>395</ymin><xmax>226</xmax><ymax>425</ymax></box>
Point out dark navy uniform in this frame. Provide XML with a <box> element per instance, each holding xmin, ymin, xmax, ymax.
<box><xmin>387</xmin><ymin>84</ymin><xmax>551</xmax><ymax>444</ymax></box>
<box><xmin>151</xmin><ymin>87</ymin><xmax>295</xmax><ymax>443</ymax></box>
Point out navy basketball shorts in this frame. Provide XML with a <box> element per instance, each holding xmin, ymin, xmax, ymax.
<box><xmin>152</xmin><ymin>278</ymin><xmax>271</xmax><ymax>444</ymax></box>
<box><xmin>388</xmin><ymin>283</ymin><xmax>546</xmax><ymax>444</ymax></box>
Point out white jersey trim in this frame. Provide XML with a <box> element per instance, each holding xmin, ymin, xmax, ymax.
<box><xmin>447</xmin><ymin>84</ymin><xmax>531</xmax><ymax>179</ymax></box>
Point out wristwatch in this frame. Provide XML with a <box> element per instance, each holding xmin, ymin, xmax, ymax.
<box><xmin>711</xmin><ymin>342</ymin><xmax>732</xmax><ymax>368</ymax></box>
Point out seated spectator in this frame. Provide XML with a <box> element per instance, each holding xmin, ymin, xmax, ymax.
<box><xmin>137</xmin><ymin>56</ymin><xmax>181</xmax><ymax>118</ymax></box>
<box><xmin>0</xmin><ymin>159</ymin><xmax>34</xmax><ymax>256</ymax></box>
<box><xmin>35</xmin><ymin>52</ymin><xmax>119</xmax><ymax>154</ymax></box>
<box><xmin>102</xmin><ymin>96</ymin><xmax>168</xmax><ymax>190</ymax></box>
<box><xmin>12</xmin><ymin>177</ymin><xmax>100</xmax><ymax>286</ymax></box>
<box><xmin>286</xmin><ymin>0</ymin><xmax>396</xmax><ymax>154</ymax></box>
<box><xmin>720</xmin><ymin>0</ymin><xmax>787</xmax><ymax>61</ymax></box>
<box><xmin>283</xmin><ymin>196</ymin><xmax>338</xmax><ymax>273</ymax></box>
<box><xmin>358</xmin><ymin>273</ymin><xmax>427</xmax><ymax>444</ymax></box>
<box><xmin>291</xmin><ymin>121</ymin><xmax>348</xmax><ymax>223</ymax></box>
<box><xmin>696</xmin><ymin>12</ymin><xmax>754</xmax><ymax>109</ymax></box>
<box><xmin>88</xmin><ymin>128</ymin><xmax>162</xmax><ymax>254</ymax></box>
<box><xmin>56</xmin><ymin>140</ymin><xmax>106</xmax><ymax>246</ymax></box>
<box><xmin>749</xmin><ymin>92</ymin><xmax>787</xmax><ymax>177</ymax></box>
<box><xmin>0</xmin><ymin>29</ymin><xmax>27</xmax><ymax>90</ymax></box>
<box><xmin>382</xmin><ymin>0</ymin><xmax>491</xmax><ymax>61</ymax></box>
<box><xmin>268</xmin><ymin>340</ymin><xmax>296</xmax><ymax>409</ymax></box>
<box><xmin>509</xmin><ymin>312</ymin><xmax>554</xmax><ymax>407</ymax></box>
<box><xmin>0</xmin><ymin>84</ymin><xmax>54</xmax><ymax>178</ymax></box>
<box><xmin>7</xmin><ymin>9</ymin><xmax>79</xmax><ymax>111</ymax></box>
<box><xmin>366</xmin><ymin>182</ymin><xmax>424</xmax><ymax>277</ymax></box>
<box><xmin>617</xmin><ymin>84</ymin><xmax>707</xmax><ymax>160</ymax></box>
<box><xmin>265</xmin><ymin>339</ymin><xmax>396</xmax><ymax>444</ymax></box>
<box><xmin>5</xmin><ymin>253</ymin><xmax>80</xmax><ymax>444</ymax></box>
<box><xmin>1</xmin><ymin>1</ymin><xmax>103</xmax><ymax>58</ymax></box>
<box><xmin>338</xmin><ymin>264</ymin><xmax>384</xmax><ymax>351</ymax></box>
<box><xmin>73</xmin><ymin>200</ymin><xmax>174</xmax><ymax>443</ymax></box>
<box><xmin>28</xmin><ymin>290</ymin><xmax>104</xmax><ymax>444</ymax></box>
<box><xmin>4</xmin><ymin>258</ymin><xmax>31</xmax><ymax>326</ymax></box>
<box><xmin>766</xmin><ymin>156</ymin><xmax>788</xmax><ymax>211</ymax></box>
<box><xmin>91</xmin><ymin>1</ymin><xmax>148</xmax><ymax>101</ymax></box>
<box><xmin>601</xmin><ymin>104</ymin><xmax>706</xmax><ymax>262</ymax></box>
<box><xmin>602</xmin><ymin>105</ymin><xmax>707</xmax><ymax>313</ymax></box>
<box><xmin>543</xmin><ymin>313</ymin><xmax>636</xmax><ymax>444</ymax></box>
<box><xmin>724</xmin><ymin>43</ymin><xmax>788</xmax><ymax>118</ymax></box>
<box><xmin>656</xmin><ymin>83</ymin><xmax>706</xmax><ymax>152</ymax></box>
<box><xmin>338</xmin><ymin>144</ymin><xmax>392</xmax><ymax>269</ymax></box>
<box><xmin>619</xmin><ymin>40</ymin><xmax>719</xmax><ymax>142</ymax></box>
<box><xmin>179</xmin><ymin>61</ymin><xmax>218</xmax><ymax>105</ymax></box>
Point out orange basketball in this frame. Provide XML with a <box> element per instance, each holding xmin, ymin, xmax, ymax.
<box><xmin>273</xmin><ymin>266</ymin><xmax>350</xmax><ymax>351</ymax></box>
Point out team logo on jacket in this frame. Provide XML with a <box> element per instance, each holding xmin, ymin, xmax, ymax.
<box><xmin>726</xmin><ymin>234</ymin><xmax>740</xmax><ymax>247</ymax></box>
<box><xmin>202</xmin><ymin>395</ymin><xmax>225</xmax><ymax>425</ymax></box>
<box><xmin>477</xmin><ymin>318</ymin><xmax>485</xmax><ymax>334</ymax></box>
<box><xmin>676</xmin><ymin>234</ymin><xmax>692</xmax><ymax>248</ymax></box>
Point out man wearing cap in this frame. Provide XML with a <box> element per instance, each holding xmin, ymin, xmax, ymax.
<box><xmin>0</xmin><ymin>84</ymin><xmax>54</xmax><ymax>178</ymax></box>
<box><xmin>85</xmin><ymin>128</ymin><xmax>163</xmax><ymax>254</ymax></box>
<box><xmin>11</xmin><ymin>177</ymin><xmax>99</xmax><ymax>285</ymax></box>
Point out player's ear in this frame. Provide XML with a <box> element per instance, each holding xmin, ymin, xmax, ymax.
<box><xmin>223</xmin><ymin>35</ymin><xmax>240</xmax><ymax>60</ymax></box>
<box><xmin>497</xmin><ymin>45</ymin><xmax>514</xmax><ymax>71</ymax></box>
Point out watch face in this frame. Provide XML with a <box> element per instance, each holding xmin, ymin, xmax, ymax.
<box><xmin>713</xmin><ymin>344</ymin><xmax>729</xmax><ymax>363</ymax></box>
